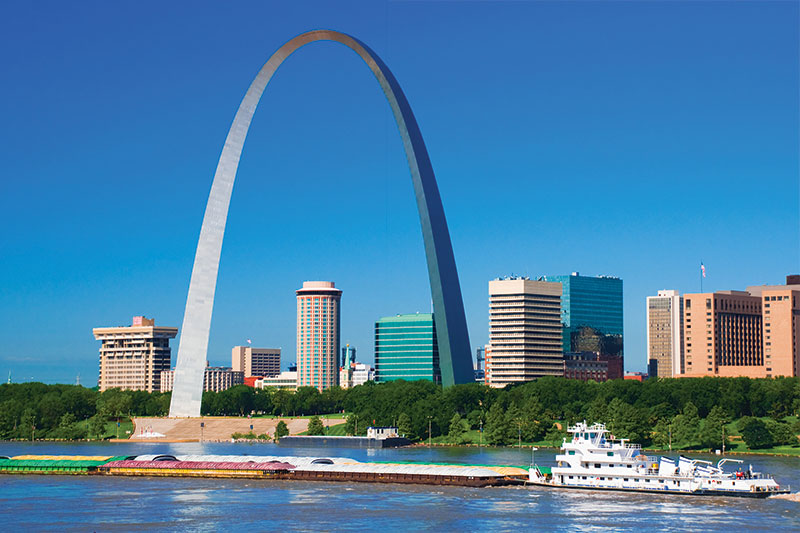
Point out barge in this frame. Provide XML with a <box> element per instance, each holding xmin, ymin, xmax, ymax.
<box><xmin>1</xmin><ymin>453</ymin><xmax>528</xmax><ymax>488</ymax></box>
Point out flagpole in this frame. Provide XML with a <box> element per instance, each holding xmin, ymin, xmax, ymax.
<box><xmin>700</xmin><ymin>260</ymin><xmax>703</xmax><ymax>293</ymax></box>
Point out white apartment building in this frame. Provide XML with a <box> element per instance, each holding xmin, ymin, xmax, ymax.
<box><xmin>486</xmin><ymin>278</ymin><xmax>563</xmax><ymax>387</ymax></box>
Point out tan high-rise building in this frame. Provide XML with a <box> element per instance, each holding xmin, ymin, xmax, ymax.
<box><xmin>231</xmin><ymin>346</ymin><xmax>281</xmax><ymax>378</ymax></box>
<box><xmin>296</xmin><ymin>281</ymin><xmax>341</xmax><ymax>390</ymax></box>
<box><xmin>486</xmin><ymin>277</ymin><xmax>563</xmax><ymax>388</ymax></box>
<box><xmin>747</xmin><ymin>277</ymin><xmax>800</xmax><ymax>378</ymax></box>
<box><xmin>646</xmin><ymin>290</ymin><xmax>684</xmax><ymax>377</ymax></box>
<box><xmin>680</xmin><ymin>276</ymin><xmax>800</xmax><ymax>379</ymax></box>
<box><xmin>93</xmin><ymin>316</ymin><xmax>178</xmax><ymax>392</ymax></box>
<box><xmin>757</xmin><ymin>288</ymin><xmax>800</xmax><ymax>377</ymax></box>
<box><xmin>682</xmin><ymin>291</ymin><xmax>763</xmax><ymax>377</ymax></box>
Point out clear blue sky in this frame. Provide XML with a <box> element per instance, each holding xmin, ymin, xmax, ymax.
<box><xmin>1</xmin><ymin>1</ymin><xmax>797</xmax><ymax>384</ymax></box>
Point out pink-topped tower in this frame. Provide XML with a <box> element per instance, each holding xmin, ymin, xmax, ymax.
<box><xmin>296</xmin><ymin>281</ymin><xmax>342</xmax><ymax>390</ymax></box>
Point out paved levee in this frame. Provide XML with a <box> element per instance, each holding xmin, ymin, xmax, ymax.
<box><xmin>131</xmin><ymin>417</ymin><xmax>346</xmax><ymax>442</ymax></box>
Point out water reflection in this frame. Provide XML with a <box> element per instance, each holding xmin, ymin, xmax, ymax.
<box><xmin>0</xmin><ymin>441</ymin><xmax>798</xmax><ymax>531</ymax></box>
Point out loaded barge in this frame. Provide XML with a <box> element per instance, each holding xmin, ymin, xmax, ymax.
<box><xmin>0</xmin><ymin>454</ymin><xmax>529</xmax><ymax>488</ymax></box>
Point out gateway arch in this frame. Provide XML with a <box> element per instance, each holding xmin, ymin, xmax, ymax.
<box><xmin>169</xmin><ymin>30</ymin><xmax>473</xmax><ymax>418</ymax></box>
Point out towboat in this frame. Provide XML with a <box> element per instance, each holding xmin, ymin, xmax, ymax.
<box><xmin>529</xmin><ymin>421</ymin><xmax>789</xmax><ymax>498</ymax></box>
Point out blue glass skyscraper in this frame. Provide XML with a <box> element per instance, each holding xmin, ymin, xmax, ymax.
<box><xmin>545</xmin><ymin>273</ymin><xmax>624</xmax><ymax>377</ymax></box>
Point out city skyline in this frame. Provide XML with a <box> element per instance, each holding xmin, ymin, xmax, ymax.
<box><xmin>1</xmin><ymin>1</ymin><xmax>798</xmax><ymax>383</ymax></box>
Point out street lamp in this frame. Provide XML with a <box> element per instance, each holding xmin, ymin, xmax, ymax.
<box><xmin>427</xmin><ymin>416</ymin><xmax>433</xmax><ymax>447</ymax></box>
<box><xmin>479</xmin><ymin>419</ymin><xmax>483</xmax><ymax>448</ymax></box>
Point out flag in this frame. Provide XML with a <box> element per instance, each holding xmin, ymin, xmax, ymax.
<box><xmin>701</xmin><ymin>263</ymin><xmax>706</xmax><ymax>278</ymax></box>
<box><xmin>247</xmin><ymin>339</ymin><xmax>252</xmax><ymax>345</ymax></box>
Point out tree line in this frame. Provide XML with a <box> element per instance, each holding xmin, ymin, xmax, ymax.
<box><xmin>1</xmin><ymin>376</ymin><xmax>798</xmax><ymax>448</ymax></box>
<box><xmin>0</xmin><ymin>383</ymin><xmax>170</xmax><ymax>440</ymax></box>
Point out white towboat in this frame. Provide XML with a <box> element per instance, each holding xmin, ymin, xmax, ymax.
<box><xmin>529</xmin><ymin>421</ymin><xmax>789</xmax><ymax>498</ymax></box>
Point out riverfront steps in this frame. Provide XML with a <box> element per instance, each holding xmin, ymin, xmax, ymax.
<box><xmin>0</xmin><ymin>454</ymin><xmax>529</xmax><ymax>488</ymax></box>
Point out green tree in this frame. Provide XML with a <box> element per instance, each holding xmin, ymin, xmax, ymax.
<box><xmin>672</xmin><ymin>401</ymin><xmax>701</xmax><ymax>448</ymax></box>
<box><xmin>738</xmin><ymin>417</ymin><xmax>773</xmax><ymax>449</ymax></box>
<box><xmin>397</xmin><ymin>412</ymin><xmax>413</xmax><ymax>439</ymax></box>
<box><xmin>448</xmin><ymin>413</ymin><xmax>467</xmax><ymax>444</ymax></box>
<box><xmin>698</xmin><ymin>405</ymin><xmax>728</xmax><ymax>449</ymax></box>
<box><xmin>505</xmin><ymin>403</ymin><xmax>524</xmax><ymax>446</ymax></box>
<box><xmin>53</xmin><ymin>412</ymin><xmax>87</xmax><ymax>440</ymax></box>
<box><xmin>607</xmin><ymin>397</ymin><xmax>651</xmax><ymax>445</ymax></box>
<box><xmin>485</xmin><ymin>402</ymin><xmax>511</xmax><ymax>445</ymax></box>
<box><xmin>20</xmin><ymin>408</ymin><xmax>36</xmax><ymax>440</ymax></box>
<box><xmin>88</xmin><ymin>413</ymin><xmax>107</xmax><ymax>439</ymax></box>
<box><xmin>764</xmin><ymin>419</ymin><xmax>797</xmax><ymax>446</ymax></box>
<box><xmin>651</xmin><ymin>418</ymin><xmax>672</xmax><ymax>448</ymax></box>
<box><xmin>307</xmin><ymin>416</ymin><xmax>325</xmax><ymax>435</ymax></box>
<box><xmin>274</xmin><ymin>420</ymin><xmax>289</xmax><ymax>440</ymax></box>
<box><xmin>344</xmin><ymin>414</ymin><xmax>357</xmax><ymax>436</ymax></box>
<box><xmin>544</xmin><ymin>424</ymin><xmax>567</xmax><ymax>447</ymax></box>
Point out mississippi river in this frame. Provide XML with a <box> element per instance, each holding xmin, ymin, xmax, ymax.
<box><xmin>0</xmin><ymin>441</ymin><xmax>797</xmax><ymax>531</ymax></box>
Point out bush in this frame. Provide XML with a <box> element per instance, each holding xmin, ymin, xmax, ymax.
<box><xmin>231</xmin><ymin>431</ymin><xmax>257</xmax><ymax>440</ymax></box>
<box><xmin>274</xmin><ymin>420</ymin><xmax>289</xmax><ymax>440</ymax></box>
<box><xmin>307</xmin><ymin>416</ymin><xmax>325</xmax><ymax>435</ymax></box>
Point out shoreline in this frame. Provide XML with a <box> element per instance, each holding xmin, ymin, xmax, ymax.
<box><xmin>2</xmin><ymin>438</ymin><xmax>798</xmax><ymax>457</ymax></box>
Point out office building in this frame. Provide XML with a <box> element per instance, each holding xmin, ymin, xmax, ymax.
<box><xmin>474</xmin><ymin>347</ymin><xmax>486</xmax><ymax>382</ymax></box>
<box><xmin>646</xmin><ymin>290</ymin><xmax>684</xmax><ymax>377</ymax></box>
<box><xmin>485</xmin><ymin>277</ymin><xmax>563</xmax><ymax>388</ymax></box>
<box><xmin>680</xmin><ymin>275</ymin><xmax>800</xmax><ymax>379</ymax></box>
<box><xmin>545</xmin><ymin>273</ymin><xmax>624</xmax><ymax>378</ymax></box>
<box><xmin>374</xmin><ymin>313</ymin><xmax>440</xmax><ymax>383</ymax></box>
<box><xmin>563</xmin><ymin>352</ymin><xmax>608</xmax><ymax>382</ymax></box>
<box><xmin>256</xmin><ymin>371</ymin><xmax>298</xmax><ymax>390</ymax></box>
<box><xmin>160</xmin><ymin>364</ymin><xmax>244</xmax><ymax>393</ymax></box>
<box><xmin>296</xmin><ymin>281</ymin><xmax>342</xmax><ymax>390</ymax></box>
<box><xmin>93</xmin><ymin>316</ymin><xmax>178</xmax><ymax>392</ymax></box>
<box><xmin>231</xmin><ymin>346</ymin><xmax>281</xmax><ymax>378</ymax></box>
<box><xmin>482</xmin><ymin>344</ymin><xmax>492</xmax><ymax>385</ymax></box>
<box><xmin>683</xmin><ymin>291</ymin><xmax>763</xmax><ymax>377</ymax></box>
<box><xmin>352</xmin><ymin>362</ymin><xmax>374</xmax><ymax>386</ymax></box>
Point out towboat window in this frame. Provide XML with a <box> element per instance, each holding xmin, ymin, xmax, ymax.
<box><xmin>627</xmin><ymin>465</ymin><xmax>632</xmax><ymax>468</ymax></box>
<box><xmin>568</xmin><ymin>451</ymin><xmax>575</xmax><ymax>455</ymax></box>
<box><xmin>589</xmin><ymin>433</ymin><xmax>596</xmax><ymax>439</ymax></box>
<box><xmin>624</xmin><ymin>478</ymin><xmax>629</xmax><ymax>481</ymax></box>
<box><xmin>607</xmin><ymin>452</ymin><xmax>613</xmax><ymax>457</ymax></box>
<box><xmin>568</xmin><ymin>476</ymin><xmax>574</xmax><ymax>479</ymax></box>
<box><xmin>595</xmin><ymin>464</ymin><xmax>601</xmax><ymax>468</ymax></box>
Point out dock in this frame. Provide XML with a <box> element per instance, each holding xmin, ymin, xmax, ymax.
<box><xmin>278</xmin><ymin>435</ymin><xmax>412</xmax><ymax>448</ymax></box>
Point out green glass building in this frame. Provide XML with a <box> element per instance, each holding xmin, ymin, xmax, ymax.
<box><xmin>374</xmin><ymin>313</ymin><xmax>441</xmax><ymax>383</ymax></box>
